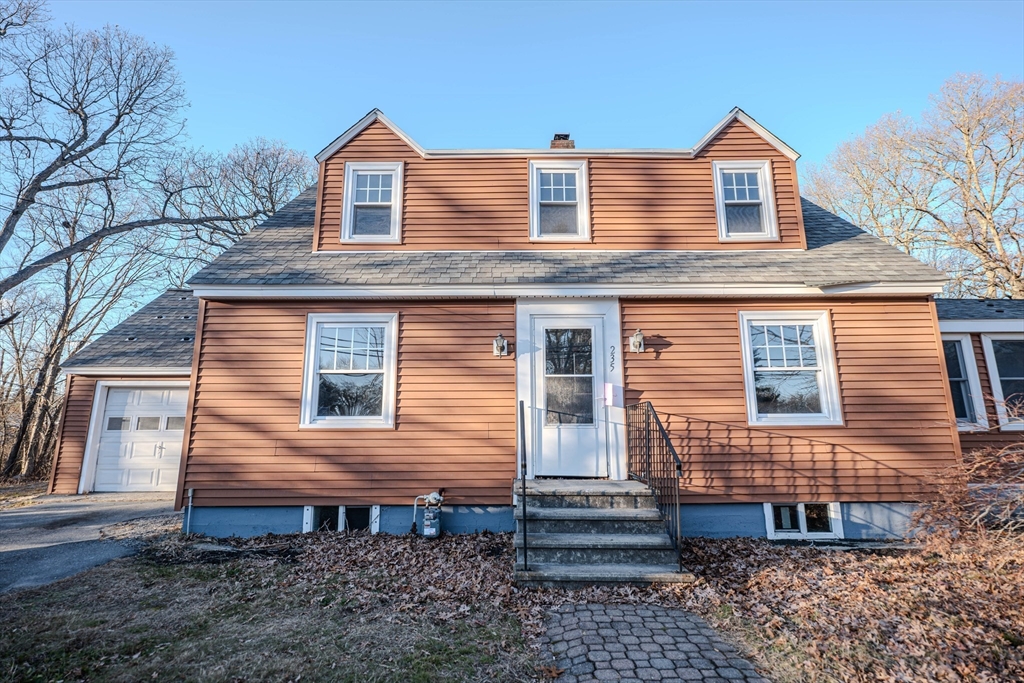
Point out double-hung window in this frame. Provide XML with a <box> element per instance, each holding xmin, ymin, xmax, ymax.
<box><xmin>738</xmin><ymin>311</ymin><xmax>842</xmax><ymax>426</ymax></box>
<box><xmin>981</xmin><ymin>333</ymin><xmax>1024</xmax><ymax>431</ymax></box>
<box><xmin>940</xmin><ymin>334</ymin><xmax>987</xmax><ymax>430</ymax></box>
<box><xmin>301</xmin><ymin>313</ymin><xmax>398</xmax><ymax>428</ymax></box>
<box><xmin>341</xmin><ymin>162</ymin><xmax>403</xmax><ymax>243</ymax></box>
<box><xmin>763</xmin><ymin>502</ymin><xmax>844</xmax><ymax>540</ymax></box>
<box><xmin>528</xmin><ymin>160</ymin><xmax>590</xmax><ymax>241</ymax></box>
<box><xmin>712</xmin><ymin>160</ymin><xmax>779</xmax><ymax>241</ymax></box>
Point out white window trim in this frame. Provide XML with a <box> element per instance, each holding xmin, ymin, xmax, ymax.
<box><xmin>981</xmin><ymin>332</ymin><xmax>1024</xmax><ymax>431</ymax></box>
<box><xmin>763</xmin><ymin>502</ymin><xmax>845</xmax><ymax>540</ymax></box>
<box><xmin>712</xmin><ymin>160</ymin><xmax>779</xmax><ymax>242</ymax></box>
<box><xmin>528</xmin><ymin>159</ymin><xmax>591</xmax><ymax>242</ymax></box>
<box><xmin>300</xmin><ymin>313</ymin><xmax>398</xmax><ymax>429</ymax></box>
<box><xmin>738</xmin><ymin>310</ymin><xmax>843</xmax><ymax>427</ymax></box>
<box><xmin>340</xmin><ymin>161</ymin><xmax>404</xmax><ymax>243</ymax></box>
<box><xmin>941</xmin><ymin>333</ymin><xmax>989</xmax><ymax>432</ymax></box>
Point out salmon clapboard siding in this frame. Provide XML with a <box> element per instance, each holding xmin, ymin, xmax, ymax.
<box><xmin>48</xmin><ymin>374</ymin><xmax>186</xmax><ymax>494</ymax></box>
<box><xmin>315</xmin><ymin>119</ymin><xmax>804</xmax><ymax>251</ymax></box>
<box><xmin>182</xmin><ymin>299</ymin><xmax>518</xmax><ymax>507</ymax></box>
<box><xmin>957</xmin><ymin>332</ymin><xmax>1024</xmax><ymax>453</ymax></box>
<box><xmin>621</xmin><ymin>298</ymin><xmax>961</xmax><ymax>504</ymax></box>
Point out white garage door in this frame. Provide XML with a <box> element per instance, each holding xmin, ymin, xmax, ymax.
<box><xmin>94</xmin><ymin>387</ymin><xmax>187</xmax><ymax>492</ymax></box>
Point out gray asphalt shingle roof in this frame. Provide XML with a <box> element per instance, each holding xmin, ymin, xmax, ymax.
<box><xmin>186</xmin><ymin>189</ymin><xmax>945</xmax><ymax>288</ymax></box>
<box><xmin>935</xmin><ymin>298</ymin><xmax>1024</xmax><ymax>321</ymax></box>
<box><xmin>62</xmin><ymin>289</ymin><xmax>197</xmax><ymax>371</ymax></box>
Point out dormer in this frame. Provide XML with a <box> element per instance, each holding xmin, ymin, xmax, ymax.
<box><xmin>311</xmin><ymin>108</ymin><xmax>804</xmax><ymax>252</ymax></box>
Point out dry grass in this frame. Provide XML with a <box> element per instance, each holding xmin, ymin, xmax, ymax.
<box><xmin>678</xmin><ymin>534</ymin><xmax>1024</xmax><ymax>683</ymax></box>
<box><xmin>0</xmin><ymin>533</ymin><xmax>537</xmax><ymax>682</ymax></box>
<box><xmin>0</xmin><ymin>481</ymin><xmax>46</xmax><ymax>510</ymax></box>
<box><xmin>3</xmin><ymin>477</ymin><xmax>1022</xmax><ymax>682</ymax></box>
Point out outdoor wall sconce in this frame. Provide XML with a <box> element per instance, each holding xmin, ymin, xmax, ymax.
<box><xmin>629</xmin><ymin>329</ymin><xmax>645</xmax><ymax>353</ymax></box>
<box><xmin>493</xmin><ymin>333</ymin><xmax>509</xmax><ymax>357</ymax></box>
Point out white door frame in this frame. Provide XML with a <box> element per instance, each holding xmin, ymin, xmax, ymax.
<box><xmin>77</xmin><ymin>379</ymin><xmax>191</xmax><ymax>494</ymax></box>
<box><xmin>515</xmin><ymin>299</ymin><xmax>627</xmax><ymax>480</ymax></box>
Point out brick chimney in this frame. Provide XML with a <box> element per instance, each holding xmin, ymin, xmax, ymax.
<box><xmin>550</xmin><ymin>133</ymin><xmax>575</xmax><ymax>149</ymax></box>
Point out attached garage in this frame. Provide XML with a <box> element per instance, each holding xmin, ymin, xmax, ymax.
<box><xmin>91</xmin><ymin>385</ymin><xmax>188</xmax><ymax>491</ymax></box>
<box><xmin>48</xmin><ymin>289</ymin><xmax>198</xmax><ymax>496</ymax></box>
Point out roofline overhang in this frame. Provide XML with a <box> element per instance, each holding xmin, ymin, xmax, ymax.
<box><xmin>939</xmin><ymin>320</ymin><xmax>1024</xmax><ymax>333</ymax></box>
<box><xmin>314</xmin><ymin>107</ymin><xmax>800</xmax><ymax>163</ymax></box>
<box><xmin>61</xmin><ymin>366</ymin><xmax>192</xmax><ymax>377</ymax></box>
<box><xmin>189</xmin><ymin>281</ymin><xmax>945</xmax><ymax>300</ymax></box>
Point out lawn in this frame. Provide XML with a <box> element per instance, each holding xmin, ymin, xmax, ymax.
<box><xmin>1</xmin><ymin>521</ymin><xmax>1020</xmax><ymax>682</ymax></box>
<box><xmin>0</xmin><ymin>531</ymin><xmax>537</xmax><ymax>683</ymax></box>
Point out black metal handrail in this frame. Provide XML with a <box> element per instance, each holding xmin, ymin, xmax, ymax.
<box><xmin>518</xmin><ymin>399</ymin><xmax>529</xmax><ymax>572</ymax></box>
<box><xmin>627</xmin><ymin>401</ymin><xmax>683</xmax><ymax>573</ymax></box>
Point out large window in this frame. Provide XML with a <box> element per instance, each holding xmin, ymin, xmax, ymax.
<box><xmin>301</xmin><ymin>313</ymin><xmax>398</xmax><ymax>428</ymax></box>
<box><xmin>341</xmin><ymin>162</ymin><xmax>403</xmax><ymax>243</ymax></box>
<box><xmin>763</xmin><ymin>502</ymin><xmax>844</xmax><ymax>540</ymax></box>
<box><xmin>941</xmin><ymin>334</ymin><xmax>987</xmax><ymax>431</ymax></box>
<box><xmin>738</xmin><ymin>311</ymin><xmax>842</xmax><ymax>426</ymax></box>
<box><xmin>528</xmin><ymin>160</ymin><xmax>590</xmax><ymax>241</ymax></box>
<box><xmin>712</xmin><ymin>160</ymin><xmax>779</xmax><ymax>241</ymax></box>
<box><xmin>982</xmin><ymin>334</ymin><xmax>1024</xmax><ymax>431</ymax></box>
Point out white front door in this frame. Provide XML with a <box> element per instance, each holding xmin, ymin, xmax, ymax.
<box><xmin>93</xmin><ymin>387</ymin><xmax>187</xmax><ymax>492</ymax></box>
<box><xmin>516</xmin><ymin>300</ymin><xmax>627</xmax><ymax>479</ymax></box>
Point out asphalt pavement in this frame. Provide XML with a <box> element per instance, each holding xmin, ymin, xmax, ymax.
<box><xmin>0</xmin><ymin>493</ymin><xmax>179</xmax><ymax>593</ymax></box>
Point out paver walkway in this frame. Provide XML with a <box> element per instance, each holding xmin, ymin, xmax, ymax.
<box><xmin>538</xmin><ymin>604</ymin><xmax>769</xmax><ymax>682</ymax></box>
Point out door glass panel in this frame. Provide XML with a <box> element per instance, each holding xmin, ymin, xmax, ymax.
<box><xmin>545</xmin><ymin>328</ymin><xmax>594</xmax><ymax>425</ymax></box>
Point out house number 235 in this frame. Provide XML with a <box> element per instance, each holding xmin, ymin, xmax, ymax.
<box><xmin>609</xmin><ymin>345</ymin><xmax>616</xmax><ymax>371</ymax></box>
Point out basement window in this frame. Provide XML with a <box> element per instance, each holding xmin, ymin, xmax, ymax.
<box><xmin>341</xmin><ymin>161</ymin><xmax>403</xmax><ymax>243</ymax></box>
<box><xmin>764</xmin><ymin>502</ymin><xmax>844</xmax><ymax>540</ymax></box>
<box><xmin>712</xmin><ymin>160</ymin><xmax>778</xmax><ymax>241</ymax></box>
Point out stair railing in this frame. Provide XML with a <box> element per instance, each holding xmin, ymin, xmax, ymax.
<box><xmin>518</xmin><ymin>399</ymin><xmax>529</xmax><ymax>572</ymax></box>
<box><xmin>626</xmin><ymin>401</ymin><xmax>683</xmax><ymax>573</ymax></box>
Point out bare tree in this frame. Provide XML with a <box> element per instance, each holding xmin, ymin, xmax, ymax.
<box><xmin>805</xmin><ymin>73</ymin><xmax>1024</xmax><ymax>298</ymax></box>
<box><xmin>0</xmin><ymin>1</ymin><xmax>317</xmax><ymax>479</ymax></box>
<box><xmin>0</xmin><ymin>2</ymin><xmax>297</xmax><ymax>299</ymax></box>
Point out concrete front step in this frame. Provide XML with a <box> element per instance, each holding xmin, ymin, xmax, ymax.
<box><xmin>514</xmin><ymin>562</ymin><xmax>695</xmax><ymax>588</ymax></box>
<box><xmin>513</xmin><ymin>506</ymin><xmax>667</xmax><ymax>535</ymax></box>
<box><xmin>514</xmin><ymin>479</ymin><xmax>657</xmax><ymax>510</ymax></box>
<box><xmin>514</xmin><ymin>532</ymin><xmax>677</xmax><ymax>565</ymax></box>
<box><xmin>514</xmin><ymin>533</ymin><xmax>674</xmax><ymax>549</ymax></box>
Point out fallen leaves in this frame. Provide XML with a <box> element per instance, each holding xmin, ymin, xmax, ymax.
<box><xmin>679</xmin><ymin>535</ymin><xmax>1024</xmax><ymax>683</ymax></box>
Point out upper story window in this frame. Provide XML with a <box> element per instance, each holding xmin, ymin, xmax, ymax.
<box><xmin>941</xmin><ymin>334</ymin><xmax>987</xmax><ymax>431</ymax></box>
<box><xmin>341</xmin><ymin>162</ymin><xmax>403</xmax><ymax>243</ymax></box>
<box><xmin>738</xmin><ymin>311</ymin><xmax>843</xmax><ymax>426</ymax></box>
<box><xmin>712</xmin><ymin>160</ymin><xmax>779</xmax><ymax>242</ymax></box>
<box><xmin>301</xmin><ymin>313</ymin><xmax>398</xmax><ymax>428</ymax></box>
<box><xmin>528</xmin><ymin>160</ymin><xmax>590</xmax><ymax>241</ymax></box>
<box><xmin>982</xmin><ymin>333</ymin><xmax>1024</xmax><ymax>431</ymax></box>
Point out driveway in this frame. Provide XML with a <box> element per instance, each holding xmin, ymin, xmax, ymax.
<box><xmin>0</xmin><ymin>493</ymin><xmax>179</xmax><ymax>593</ymax></box>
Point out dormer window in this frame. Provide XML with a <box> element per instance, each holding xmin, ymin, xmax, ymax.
<box><xmin>528</xmin><ymin>160</ymin><xmax>590</xmax><ymax>241</ymax></box>
<box><xmin>712</xmin><ymin>160</ymin><xmax>778</xmax><ymax>242</ymax></box>
<box><xmin>341</xmin><ymin>162</ymin><xmax>403</xmax><ymax>243</ymax></box>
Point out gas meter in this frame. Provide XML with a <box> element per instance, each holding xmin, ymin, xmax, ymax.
<box><xmin>411</xmin><ymin>490</ymin><xmax>444</xmax><ymax>538</ymax></box>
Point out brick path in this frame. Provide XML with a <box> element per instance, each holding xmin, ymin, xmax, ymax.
<box><xmin>538</xmin><ymin>604</ymin><xmax>769</xmax><ymax>682</ymax></box>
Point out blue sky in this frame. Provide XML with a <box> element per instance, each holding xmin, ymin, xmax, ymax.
<box><xmin>52</xmin><ymin>1</ymin><xmax>1023</xmax><ymax>168</ymax></box>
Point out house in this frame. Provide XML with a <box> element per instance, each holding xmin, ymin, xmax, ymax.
<box><xmin>50</xmin><ymin>108</ymin><xmax>963</xmax><ymax>566</ymax></box>
<box><xmin>935</xmin><ymin>299</ymin><xmax>1024</xmax><ymax>454</ymax></box>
